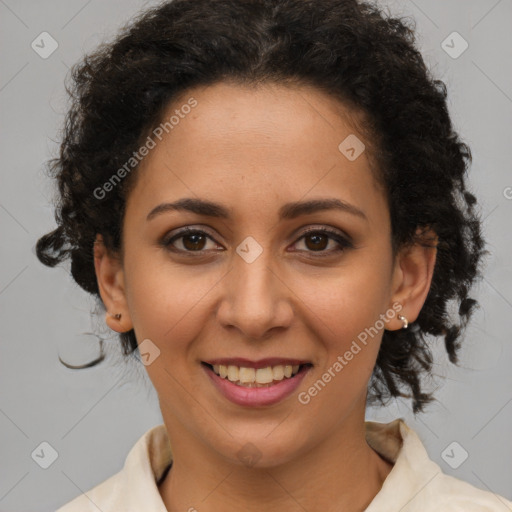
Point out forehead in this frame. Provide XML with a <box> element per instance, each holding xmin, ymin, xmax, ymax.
<box><xmin>126</xmin><ymin>82</ymin><xmax>387</xmax><ymax>225</ymax></box>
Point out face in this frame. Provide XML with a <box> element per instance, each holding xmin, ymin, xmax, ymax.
<box><xmin>95</xmin><ymin>81</ymin><xmax>433</xmax><ymax>468</ymax></box>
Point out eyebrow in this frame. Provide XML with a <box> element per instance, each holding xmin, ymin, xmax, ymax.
<box><xmin>146</xmin><ymin>197</ymin><xmax>367</xmax><ymax>222</ymax></box>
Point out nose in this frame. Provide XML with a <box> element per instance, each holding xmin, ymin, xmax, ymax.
<box><xmin>216</xmin><ymin>249</ymin><xmax>294</xmax><ymax>341</ymax></box>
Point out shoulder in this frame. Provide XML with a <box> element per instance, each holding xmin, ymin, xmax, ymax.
<box><xmin>399</xmin><ymin>420</ymin><xmax>512</xmax><ymax>511</ymax></box>
<box><xmin>55</xmin><ymin>424</ymin><xmax>171</xmax><ymax>512</ymax></box>
<box><xmin>419</xmin><ymin>471</ymin><xmax>512</xmax><ymax>511</ymax></box>
<box><xmin>365</xmin><ymin>419</ymin><xmax>512</xmax><ymax>512</ymax></box>
<box><xmin>55</xmin><ymin>471</ymin><xmax>121</xmax><ymax>512</ymax></box>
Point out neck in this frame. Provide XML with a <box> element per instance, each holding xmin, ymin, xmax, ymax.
<box><xmin>158</xmin><ymin>407</ymin><xmax>394</xmax><ymax>512</ymax></box>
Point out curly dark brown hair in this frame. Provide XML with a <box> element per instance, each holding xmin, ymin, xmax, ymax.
<box><xmin>36</xmin><ymin>0</ymin><xmax>486</xmax><ymax>414</ymax></box>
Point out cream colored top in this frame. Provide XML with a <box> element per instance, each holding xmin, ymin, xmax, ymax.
<box><xmin>56</xmin><ymin>419</ymin><xmax>512</xmax><ymax>511</ymax></box>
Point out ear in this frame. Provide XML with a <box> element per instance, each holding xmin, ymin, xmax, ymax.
<box><xmin>93</xmin><ymin>234</ymin><xmax>133</xmax><ymax>333</ymax></box>
<box><xmin>387</xmin><ymin>228</ymin><xmax>438</xmax><ymax>330</ymax></box>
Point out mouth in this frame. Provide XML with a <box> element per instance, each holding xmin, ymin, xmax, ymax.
<box><xmin>201</xmin><ymin>360</ymin><xmax>313</xmax><ymax>388</ymax></box>
<box><xmin>201</xmin><ymin>359</ymin><xmax>313</xmax><ymax>406</ymax></box>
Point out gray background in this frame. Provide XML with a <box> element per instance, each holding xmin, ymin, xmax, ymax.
<box><xmin>1</xmin><ymin>0</ymin><xmax>511</xmax><ymax>510</ymax></box>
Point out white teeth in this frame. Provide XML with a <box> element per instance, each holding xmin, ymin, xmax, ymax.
<box><xmin>211</xmin><ymin>363</ymin><xmax>303</xmax><ymax>385</ymax></box>
<box><xmin>239</xmin><ymin>367</ymin><xmax>255</xmax><ymax>383</ymax></box>
<box><xmin>255</xmin><ymin>367</ymin><xmax>274</xmax><ymax>384</ymax></box>
<box><xmin>272</xmin><ymin>365</ymin><xmax>284</xmax><ymax>380</ymax></box>
<box><xmin>227</xmin><ymin>365</ymin><xmax>239</xmax><ymax>381</ymax></box>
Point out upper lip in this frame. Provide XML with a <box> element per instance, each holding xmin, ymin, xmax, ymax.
<box><xmin>203</xmin><ymin>358</ymin><xmax>312</xmax><ymax>369</ymax></box>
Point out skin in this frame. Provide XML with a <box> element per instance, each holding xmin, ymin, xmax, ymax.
<box><xmin>94</xmin><ymin>82</ymin><xmax>437</xmax><ymax>512</ymax></box>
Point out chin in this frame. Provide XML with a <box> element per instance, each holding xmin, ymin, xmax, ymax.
<box><xmin>216</xmin><ymin>429</ymin><xmax>310</xmax><ymax>470</ymax></box>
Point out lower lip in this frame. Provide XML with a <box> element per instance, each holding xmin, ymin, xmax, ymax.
<box><xmin>202</xmin><ymin>364</ymin><xmax>311</xmax><ymax>407</ymax></box>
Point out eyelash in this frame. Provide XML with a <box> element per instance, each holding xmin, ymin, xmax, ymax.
<box><xmin>161</xmin><ymin>226</ymin><xmax>354</xmax><ymax>258</ymax></box>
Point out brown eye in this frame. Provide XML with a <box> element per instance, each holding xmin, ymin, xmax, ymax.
<box><xmin>181</xmin><ymin>232</ymin><xmax>207</xmax><ymax>251</ymax></box>
<box><xmin>303</xmin><ymin>232</ymin><xmax>330</xmax><ymax>251</ymax></box>
<box><xmin>163</xmin><ymin>228</ymin><xmax>221</xmax><ymax>253</ymax></box>
<box><xmin>292</xmin><ymin>228</ymin><xmax>353</xmax><ymax>256</ymax></box>
<box><xmin>162</xmin><ymin>226</ymin><xmax>353</xmax><ymax>258</ymax></box>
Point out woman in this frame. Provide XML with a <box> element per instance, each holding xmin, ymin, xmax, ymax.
<box><xmin>36</xmin><ymin>0</ymin><xmax>511</xmax><ymax>510</ymax></box>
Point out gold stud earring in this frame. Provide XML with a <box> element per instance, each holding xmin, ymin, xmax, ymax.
<box><xmin>109</xmin><ymin>312</ymin><xmax>122</xmax><ymax>320</ymax></box>
<box><xmin>397</xmin><ymin>314</ymin><xmax>408</xmax><ymax>329</ymax></box>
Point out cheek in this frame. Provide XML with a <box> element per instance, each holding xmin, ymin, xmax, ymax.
<box><xmin>303</xmin><ymin>281</ymin><xmax>384</xmax><ymax>374</ymax></box>
<box><xmin>297</xmin><ymin>257</ymin><xmax>391</xmax><ymax>342</ymax></box>
<box><xmin>124</xmin><ymin>260</ymin><xmax>220</xmax><ymax>405</ymax></box>
<box><xmin>297</xmin><ymin>282</ymin><xmax>384</xmax><ymax>422</ymax></box>
<box><xmin>291</xmin><ymin>259</ymin><xmax>390</xmax><ymax>401</ymax></box>
<box><xmin>124</xmin><ymin>251</ymin><xmax>218</xmax><ymax>352</ymax></box>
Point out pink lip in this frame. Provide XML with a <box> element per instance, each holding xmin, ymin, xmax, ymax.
<box><xmin>202</xmin><ymin>363</ymin><xmax>311</xmax><ymax>407</ymax></box>
<box><xmin>203</xmin><ymin>357</ymin><xmax>310</xmax><ymax>369</ymax></box>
